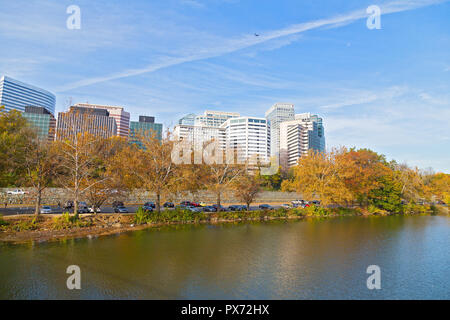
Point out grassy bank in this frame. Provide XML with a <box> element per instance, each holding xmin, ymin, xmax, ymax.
<box><xmin>0</xmin><ymin>204</ymin><xmax>447</xmax><ymax>244</ymax></box>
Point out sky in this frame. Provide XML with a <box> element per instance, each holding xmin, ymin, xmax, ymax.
<box><xmin>0</xmin><ymin>0</ymin><xmax>449</xmax><ymax>172</ymax></box>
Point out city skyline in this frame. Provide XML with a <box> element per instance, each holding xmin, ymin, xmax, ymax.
<box><xmin>0</xmin><ymin>0</ymin><xmax>449</xmax><ymax>172</ymax></box>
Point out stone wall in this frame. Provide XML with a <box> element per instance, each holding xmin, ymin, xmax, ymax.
<box><xmin>0</xmin><ymin>188</ymin><xmax>303</xmax><ymax>205</ymax></box>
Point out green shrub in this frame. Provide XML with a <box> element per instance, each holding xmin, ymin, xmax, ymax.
<box><xmin>0</xmin><ymin>214</ymin><xmax>8</xmax><ymax>227</ymax></box>
<box><xmin>12</xmin><ymin>217</ymin><xmax>38</xmax><ymax>231</ymax></box>
<box><xmin>134</xmin><ymin>207</ymin><xmax>150</xmax><ymax>225</ymax></box>
<box><xmin>52</xmin><ymin>212</ymin><xmax>92</xmax><ymax>230</ymax></box>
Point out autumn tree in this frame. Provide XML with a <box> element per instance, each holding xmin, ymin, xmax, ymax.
<box><xmin>116</xmin><ymin>130</ymin><xmax>179</xmax><ymax>213</ymax></box>
<box><xmin>53</xmin><ymin>111</ymin><xmax>114</xmax><ymax>214</ymax></box>
<box><xmin>0</xmin><ymin>106</ymin><xmax>35</xmax><ymax>186</ymax></box>
<box><xmin>23</xmin><ymin>137</ymin><xmax>57</xmax><ymax>215</ymax></box>
<box><xmin>233</xmin><ymin>172</ymin><xmax>262</xmax><ymax>210</ymax></box>
<box><xmin>290</xmin><ymin>149</ymin><xmax>353</xmax><ymax>206</ymax></box>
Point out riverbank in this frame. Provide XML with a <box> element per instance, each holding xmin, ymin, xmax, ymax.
<box><xmin>0</xmin><ymin>205</ymin><xmax>447</xmax><ymax>245</ymax></box>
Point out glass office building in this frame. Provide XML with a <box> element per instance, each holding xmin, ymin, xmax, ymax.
<box><xmin>0</xmin><ymin>76</ymin><xmax>55</xmax><ymax>115</ymax></box>
<box><xmin>130</xmin><ymin>116</ymin><xmax>163</xmax><ymax>147</ymax></box>
<box><xmin>265</xmin><ymin>103</ymin><xmax>295</xmax><ymax>157</ymax></box>
<box><xmin>23</xmin><ymin>106</ymin><xmax>56</xmax><ymax>141</ymax></box>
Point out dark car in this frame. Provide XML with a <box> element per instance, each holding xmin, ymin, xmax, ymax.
<box><xmin>228</xmin><ymin>205</ymin><xmax>246</xmax><ymax>211</ymax></box>
<box><xmin>163</xmin><ymin>202</ymin><xmax>174</xmax><ymax>208</ymax></box>
<box><xmin>259</xmin><ymin>204</ymin><xmax>274</xmax><ymax>210</ymax></box>
<box><xmin>212</xmin><ymin>204</ymin><xmax>227</xmax><ymax>211</ymax></box>
<box><xmin>114</xmin><ymin>206</ymin><xmax>128</xmax><ymax>213</ymax></box>
<box><xmin>142</xmin><ymin>205</ymin><xmax>153</xmax><ymax>212</ymax></box>
<box><xmin>203</xmin><ymin>206</ymin><xmax>217</xmax><ymax>212</ymax></box>
<box><xmin>144</xmin><ymin>201</ymin><xmax>156</xmax><ymax>208</ymax></box>
<box><xmin>64</xmin><ymin>200</ymin><xmax>74</xmax><ymax>210</ymax></box>
<box><xmin>112</xmin><ymin>201</ymin><xmax>124</xmax><ymax>208</ymax></box>
<box><xmin>180</xmin><ymin>201</ymin><xmax>191</xmax><ymax>206</ymax></box>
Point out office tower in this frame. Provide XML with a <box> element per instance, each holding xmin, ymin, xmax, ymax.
<box><xmin>195</xmin><ymin>110</ymin><xmax>240</xmax><ymax>127</ymax></box>
<box><xmin>178</xmin><ymin>113</ymin><xmax>196</xmax><ymax>125</ymax></box>
<box><xmin>0</xmin><ymin>76</ymin><xmax>55</xmax><ymax>114</ymax></box>
<box><xmin>129</xmin><ymin>116</ymin><xmax>163</xmax><ymax>146</ymax></box>
<box><xmin>222</xmin><ymin>116</ymin><xmax>270</xmax><ymax>164</ymax></box>
<box><xmin>265</xmin><ymin>103</ymin><xmax>295</xmax><ymax>157</ymax></box>
<box><xmin>173</xmin><ymin>123</ymin><xmax>226</xmax><ymax>151</ymax></box>
<box><xmin>74</xmin><ymin>103</ymin><xmax>130</xmax><ymax>138</ymax></box>
<box><xmin>279</xmin><ymin>113</ymin><xmax>325</xmax><ymax>168</ymax></box>
<box><xmin>23</xmin><ymin>106</ymin><xmax>56</xmax><ymax>142</ymax></box>
<box><xmin>56</xmin><ymin>106</ymin><xmax>117</xmax><ymax>140</ymax></box>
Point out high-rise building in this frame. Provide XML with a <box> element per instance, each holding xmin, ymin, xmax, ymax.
<box><xmin>222</xmin><ymin>116</ymin><xmax>270</xmax><ymax>164</ymax></box>
<box><xmin>173</xmin><ymin>124</ymin><xmax>226</xmax><ymax>151</ymax></box>
<box><xmin>74</xmin><ymin>103</ymin><xmax>130</xmax><ymax>138</ymax></box>
<box><xmin>56</xmin><ymin>106</ymin><xmax>117</xmax><ymax>140</ymax></box>
<box><xmin>0</xmin><ymin>76</ymin><xmax>55</xmax><ymax>115</ymax></box>
<box><xmin>129</xmin><ymin>116</ymin><xmax>163</xmax><ymax>147</ymax></box>
<box><xmin>265</xmin><ymin>103</ymin><xmax>295</xmax><ymax>157</ymax></box>
<box><xmin>178</xmin><ymin>113</ymin><xmax>196</xmax><ymax>126</ymax></box>
<box><xmin>279</xmin><ymin>113</ymin><xmax>326</xmax><ymax>168</ymax></box>
<box><xmin>195</xmin><ymin>110</ymin><xmax>240</xmax><ymax>127</ymax></box>
<box><xmin>23</xmin><ymin>106</ymin><xmax>56</xmax><ymax>142</ymax></box>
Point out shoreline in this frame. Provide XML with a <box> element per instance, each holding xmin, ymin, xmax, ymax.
<box><xmin>0</xmin><ymin>207</ymin><xmax>447</xmax><ymax>245</ymax></box>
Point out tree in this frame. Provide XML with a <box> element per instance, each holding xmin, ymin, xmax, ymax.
<box><xmin>23</xmin><ymin>137</ymin><xmax>57</xmax><ymax>215</ymax></box>
<box><xmin>0</xmin><ymin>107</ymin><xmax>35</xmax><ymax>186</ymax></box>
<box><xmin>335</xmin><ymin>147</ymin><xmax>390</xmax><ymax>206</ymax></box>
<box><xmin>290</xmin><ymin>149</ymin><xmax>353</xmax><ymax>206</ymax></box>
<box><xmin>368</xmin><ymin>173</ymin><xmax>403</xmax><ymax>212</ymax></box>
<box><xmin>233</xmin><ymin>172</ymin><xmax>262</xmax><ymax>210</ymax></box>
<box><xmin>391</xmin><ymin>163</ymin><xmax>427</xmax><ymax>204</ymax></box>
<box><xmin>53</xmin><ymin>111</ymin><xmax>113</xmax><ymax>215</ymax></box>
<box><xmin>117</xmin><ymin>130</ymin><xmax>179</xmax><ymax>213</ymax></box>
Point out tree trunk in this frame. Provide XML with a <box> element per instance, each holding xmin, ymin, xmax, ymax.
<box><xmin>34</xmin><ymin>187</ymin><xmax>41</xmax><ymax>216</ymax></box>
<box><xmin>217</xmin><ymin>192</ymin><xmax>221</xmax><ymax>212</ymax></box>
<box><xmin>156</xmin><ymin>192</ymin><xmax>161</xmax><ymax>213</ymax></box>
<box><xmin>246</xmin><ymin>201</ymin><xmax>250</xmax><ymax>211</ymax></box>
<box><xmin>74</xmin><ymin>189</ymin><xmax>78</xmax><ymax>216</ymax></box>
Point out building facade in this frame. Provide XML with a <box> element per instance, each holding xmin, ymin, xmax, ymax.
<box><xmin>195</xmin><ymin>110</ymin><xmax>240</xmax><ymax>127</ymax></box>
<box><xmin>23</xmin><ymin>106</ymin><xmax>56</xmax><ymax>141</ymax></box>
<box><xmin>173</xmin><ymin>124</ymin><xmax>226</xmax><ymax>151</ymax></box>
<box><xmin>74</xmin><ymin>103</ymin><xmax>130</xmax><ymax>138</ymax></box>
<box><xmin>129</xmin><ymin>116</ymin><xmax>163</xmax><ymax>146</ymax></box>
<box><xmin>0</xmin><ymin>76</ymin><xmax>55</xmax><ymax>115</ymax></box>
<box><xmin>265</xmin><ymin>103</ymin><xmax>295</xmax><ymax>157</ymax></box>
<box><xmin>222</xmin><ymin>116</ymin><xmax>270</xmax><ymax>164</ymax></box>
<box><xmin>279</xmin><ymin>113</ymin><xmax>326</xmax><ymax>168</ymax></box>
<box><xmin>178</xmin><ymin>113</ymin><xmax>196</xmax><ymax>126</ymax></box>
<box><xmin>56</xmin><ymin>106</ymin><xmax>117</xmax><ymax>140</ymax></box>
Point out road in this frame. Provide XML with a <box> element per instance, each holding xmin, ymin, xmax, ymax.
<box><xmin>0</xmin><ymin>204</ymin><xmax>284</xmax><ymax>216</ymax></box>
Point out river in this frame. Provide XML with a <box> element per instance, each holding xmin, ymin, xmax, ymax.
<box><xmin>0</xmin><ymin>215</ymin><xmax>448</xmax><ymax>299</ymax></box>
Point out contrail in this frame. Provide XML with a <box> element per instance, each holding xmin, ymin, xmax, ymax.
<box><xmin>57</xmin><ymin>0</ymin><xmax>448</xmax><ymax>92</ymax></box>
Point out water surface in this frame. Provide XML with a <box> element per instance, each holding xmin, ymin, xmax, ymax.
<box><xmin>0</xmin><ymin>215</ymin><xmax>448</xmax><ymax>299</ymax></box>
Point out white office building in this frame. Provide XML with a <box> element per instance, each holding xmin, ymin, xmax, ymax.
<box><xmin>265</xmin><ymin>103</ymin><xmax>295</xmax><ymax>157</ymax></box>
<box><xmin>195</xmin><ymin>110</ymin><xmax>240</xmax><ymax>127</ymax></box>
<box><xmin>279</xmin><ymin>113</ymin><xmax>326</xmax><ymax>168</ymax></box>
<box><xmin>222</xmin><ymin>116</ymin><xmax>270</xmax><ymax>164</ymax></box>
<box><xmin>173</xmin><ymin>124</ymin><xmax>226</xmax><ymax>150</ymax></box>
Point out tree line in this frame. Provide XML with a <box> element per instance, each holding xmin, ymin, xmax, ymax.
<box><xmin>0</xmin><ymin>107</ymin><xmax>448</xmax><ymax>216</ymax></box>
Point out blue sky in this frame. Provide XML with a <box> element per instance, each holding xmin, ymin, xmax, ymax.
<box><xmin>0</xmin><ymin>0</ymin><xmax>449</xmax><ymax>172</ymax></box>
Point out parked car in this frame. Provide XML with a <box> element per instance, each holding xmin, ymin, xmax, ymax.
<box><xmin>228</xmin><ymin>205</ymin><xmax>246</xmax><ymax>211</ymax></box>
<box><xmin>114</xmin><ymin>206</ymin><xmax>128</xmax><ymax>213</ymax></box>
<box><xmin>186</xmin><ymin>206</ymin><xmax>202</xmax><ymax>213</ymax></box>
<box><xmin>180</xmin><ymin>201</ymin><xmax>191</xmax><ymax>206</ymax></box>
<box><xmin>7</xmin><ymin>189</ymin><xmax>28</xmax><ymax>195</ymax></box>
<box><xmin>144</xmin><ymin>201</ymin><xmax>156</xmax><ymax>208</ymax></box>
<box><xmin>281</xmin><ymin>203</ymin><xmax>292</xmax><ymax>209</ymax></box>
<box><xmin>64</xmin><ymin>201</ymin><xmax>74</xmax><ymax>209</ymax></box>
<box><xmin>40</xmin><ymin>206</ymin><xmax>52</xmax><ymax>214</ymax></box>
<box><xmin>142</xmin><ymin>205</ymin><xmax>153</xmax><ymax>212</ymax></box>
<box><xmin>88</xmin><ymin>207</ymin><xmax>101</xmax><ymax>213</ymax></box>
<box><xmin>212</xmin><ymin>204</ymin><xmax>227</xmax><ymax>211</ymax></box>
<box><xmin>163</xmin><ymin>202</ymin><xmax>174</xmax><ymax>208</ymax></box>
<box><xmin>203</xmin><ymin>206</ymin><xmax>217</xmax><ymax>212</ymax></box>
<box><xmin>112</xmin><ymin>201</ymin><xmax>124</xmax><ymax>208</ymax></box>
<box><xmin>199</xmin><ymin>202</ymin><xmax>207</xmax><ymax>207</ymax></box>
<box><xmin>259</xmin><ymin>204</ymin><xmax>274</xmax><ymax>210</ymax></box>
